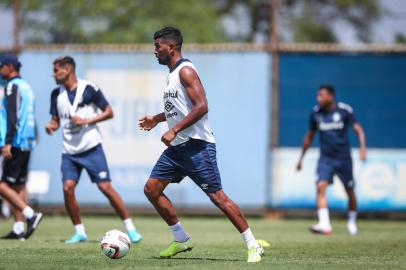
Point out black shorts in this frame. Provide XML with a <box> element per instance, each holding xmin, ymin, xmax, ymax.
<box><xmin>2</xmin><ymin>148</ymin><xmax>31</xmax><ymax>186</ymax></box>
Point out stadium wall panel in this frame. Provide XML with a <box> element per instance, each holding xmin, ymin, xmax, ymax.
<box><xmin>18</xmin><ymin>50</ymin><xmax>271</xmax><ymax>207</ymax></box>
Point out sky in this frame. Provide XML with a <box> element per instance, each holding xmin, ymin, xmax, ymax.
<box><xmin>1</xmin><ymin>0</ymin><xmax>406</xmax><ymax>46</ymax></box>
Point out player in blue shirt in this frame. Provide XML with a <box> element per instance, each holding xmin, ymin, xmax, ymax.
<box><xmin>0</xmin><ymin>54</ymin><xmax>43</xmax><ymax>240</ymax></box>
<box><xmin>296</xmin><ymin>85</ymin><xmax>367</xmax><ymax>235</ymax></box>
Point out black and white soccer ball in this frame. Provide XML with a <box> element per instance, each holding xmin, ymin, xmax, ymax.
<box><xmin>101</xmin><ymin>229</ymin><xmax>131</xmax><ymax>259</ymax></box>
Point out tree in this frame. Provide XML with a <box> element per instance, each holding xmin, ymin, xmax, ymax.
<box><xmin>216</xmin><ymin>0</ymin><xmax>382</xmax><ymax>43</ymax></box>
<box><xmin>0</xmin><ymin>0</ymin><xmax>226</xmax><ymax>43</ymax></box>
<box><xmin>0</xmin><ymin>0</ymin><xmax>384</xmax><ymax>44</ymax></box>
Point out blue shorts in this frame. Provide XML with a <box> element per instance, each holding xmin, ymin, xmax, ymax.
<box><xmin>316</xmin><ymin>156</ymin><xmax>354</xmax><ymax>188</ymax></box>
<box><xmin>61</xmin><ymin>144</ymin><xmax>110</xmax><ymax>183</ymax></box>
<box><xmin>150</xmin><ymin>138</ymin><xmax>222</xmax><ymax>193</ymax></box>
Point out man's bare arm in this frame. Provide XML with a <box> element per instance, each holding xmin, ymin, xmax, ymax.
<box><xmin>297</xmin><ymin>130</ymin><xmax>315</xmax><ymax>171</ymax></box>
<box><xmin>353</xmin><ymin>122</ymin><xmax>367</xmax><ymax>161</ymax></box>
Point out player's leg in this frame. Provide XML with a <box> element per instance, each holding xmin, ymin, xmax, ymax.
<box><xmin>206</xmin><ymin>189</ymin><xmax>264</xmax><ymax>263</ymax></box>
<box><xmin>145</xmin><ymin>145</ymin><xmax>194</xmax><ymax>257</ymax></box>
<box><xmin>186</xmin><ymin>140</ymin><xmax>263</xmax><ymax>262</ymax></box>
<box><xmin>337</xmin><ymin>159</ymin><xmax>358</xmax><ymax>235</ymax></box>
<box><xmin>144</xmin><ymin>178</ymin><xmax>179</xmax><ymax>225</ymax></box>
<box><xmin>8</xmin><ymin>184</ymin><xmax>27</xmax><ymax>239</ymax></box>
<box><xmin>144</xmin><ymin>178</ymin><xmax>193</xmax><ymax>257</ymax></box>
<box><xmin>61</xmin><ymin>153</ymin><xmax>87</xmax><ymax>243</ymax></box>
<box><xmin>310</xmin><ymin>159</ymin><xmax>333</xmax><ymax>234</ymax></box>
<box><xmin>0</xmin><ymin>182</ymin><xmax>42</xmax><ymax>239</ymax></box>
<box><xmin>97</xmin><ymin>181</ymin><xmax>142</xmax><ymax>242</ymax></box>
<box><xmin>0</xmin><ymin>149</ymin><xmax>43</xmax><ymax>239</ymax></box>
<box><xmin>63</xmin><ymin>179</ymin><xmax>87</xmax><ymax>243</ymax></box>
<box><xmin>85</xmin><ymin>144</ymin><xmax>141</xmax><ymax>242</ymax></box>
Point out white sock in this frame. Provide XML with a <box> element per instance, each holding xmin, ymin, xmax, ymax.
<box><xmin>22</xmin><ymin>206</ymin><xmax>34</xmax><ymax>219</ymax></box>
<box><xmin>169</xmin><ymin>222</ymin><xmax>189</xmax><ymax>242</ymax></box>
<box><xmin>348</xmin><ymin>211</ymin><xmax>357</xmax><ymax>223</ymax></box>
<box><xmin>123</xmin><ymin>218</ymin><xmax>136</xmax><ymax>232</ymax></box>
<box><xmin>13</xmin><ymin>221</ymin><xmax>25</xmax><ymax>234</ymax></box>
<box><xmin>74</xmin><ymin>224</ymin><xmax>86</xmax><ymax>236</ymax></box>
<box><xmin>317</xmin><ymin>208</ymin><xmax>331</xmax><ymax>228</ymax></box>
<box><xmin>241</xmin><ymin>228</ymin><xmax>259</xmax><ymax>249</ymax></box>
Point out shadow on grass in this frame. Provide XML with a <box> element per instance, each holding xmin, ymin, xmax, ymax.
<box><xmin>148</xmin><ymin>256</ymin><xmax>245</xmax><ymax>262</ymax></box>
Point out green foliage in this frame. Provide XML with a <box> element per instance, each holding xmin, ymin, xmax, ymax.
<box><xmin>13</xmin><ymin>0</ymin><xmax>226</xmax><ymax>43</ymax></box>
<box><xmin>0</xmin><ymin>0</ymin><xmax>384</xmax><ymax>43</ymax></box>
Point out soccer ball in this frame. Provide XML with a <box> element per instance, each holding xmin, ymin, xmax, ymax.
<box><xmin>101</xmin><ymin>229</ymin><xmax>131</xmax><ymax>259</ymax></box>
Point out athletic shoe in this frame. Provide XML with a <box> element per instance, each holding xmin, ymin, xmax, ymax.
<box><xmin>65</xmin><ymin>233</ymin><xmax>87</xmax><ymax>244</ymax></box>
<box><xmin>247</xmin><ymin>244</ymin><xmax>264</xmax><ymax>263</ymax></box>
<box><xmin>347</xmin><ymin>221</ymin><xmax>358</xmax><ymax>235</ymax></box>
<box><xmin>159</xmin><ymin>239</ymin><xmax>193</xmax><ymax>258</ymax></box>
<box><xmin>1</xmin><ymin>230</ymin><xmax>25</xmax><ymax>241</ymax></box>
<box><xmin>309</xmin><ymin>223</ymin><xmax>332</xmax><ymax>235</ymax></box>
<box><xmin>127</xmin><ymin>229</ymin><xmax>142</xmax><ymax>243</ymax></box>
<box><xmin>25</xmin><ymin>212</ymin><xmax>43</xmax><ymax>239</ymax></box>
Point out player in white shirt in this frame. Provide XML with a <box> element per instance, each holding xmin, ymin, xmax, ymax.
<box><xmin>45</xmin><ymin>56</ymin><xmax>142</xmax><ymax>244</ymax></box>
<box><xmin>139</xmin><ymin>27</ymin><xmax>264</xmax><ymax>263</ymax></box>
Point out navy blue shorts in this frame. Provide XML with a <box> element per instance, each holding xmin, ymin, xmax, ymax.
<box><xmin>316</xmin><ymin>156</ymin><xmax>354</xmax><ymax>188</ymax></box>
<box><xmin>150</xmin><ymin>138</ymin><xmax>222</xmax><ymax>193</ymax></box>
<box><xmin>61</xmin><ymin>144</ymin><xmax>110</xmax><ymax>183</ymax></box>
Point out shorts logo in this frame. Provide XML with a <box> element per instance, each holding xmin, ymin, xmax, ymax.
<box><xmin>165</xmin><ymin>101</ymin><xmax>174</xmax><ymax>112</ymax></box>
<box><xmin>200</xmin><ymin>183</ymin><xmax>208</xmax><ymax>190</ymax></box>
<box><xmin>99</xmin><ymin>171</ymin><xmax>108</xmax><ymax>179</ymax></box>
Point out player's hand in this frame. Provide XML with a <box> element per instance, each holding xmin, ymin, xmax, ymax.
<box><xmin>45</xmin><ymin>122</ymin><xmax>58</xmax><ymax>135</ymax></box>
<box><xmin>296</xmin><ymin>160</ymin><xmax>303</xmax><ymax>172</ymax></box>
<box><xmin>2</xmin><ymin>144</ymin><xmax>12</xmax><ymax>160</ymax></box>
<box><xmin>71</xmin><ymin>116</ymin><xmax>88</xmax><ymax>126</ymax></box>
<box><xmin>161</xmin><ymin>129</ymin><xmax>177</xmax><ymax>146</ymax></box>
<box><xmin>139</xmin><ymin>116</ymin><xmax>158</xmax><ymax>131</ymax></box>
<box><xmin>359</xmin><ymin>147</ymin><xmax>367</xmax><ymax>161</ymax></box>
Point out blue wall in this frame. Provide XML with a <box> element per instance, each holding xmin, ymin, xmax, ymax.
<box><xmin>279</xmin><ymin>53</ymin><xmax>406</xmax><ymax>148</ymax></box>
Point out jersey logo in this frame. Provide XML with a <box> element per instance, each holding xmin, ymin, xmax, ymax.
<box><xmin>332</xmin><ymin>112</ymin><xmax>341</xmax><ymax>122</ymax></box>
<box><xmin>6</xmin><ymin>83</ymin><xmax>14</xmax><ymax>96</ymax></box>
<box><xmin>165</xmin><ymin>101</ymin><xmax>174</xmax><ymax>112</ymax></box>
<box><xmin>164</xmin><ymin>91</ymin><xmax>179</xmax><ymax>99</ymax></box>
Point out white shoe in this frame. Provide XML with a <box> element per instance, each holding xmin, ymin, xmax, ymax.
<box><xmin>347</xmin><ymin>221</ymin><xmax>358</xmax><ymax>235</ymax></box>
<box><xmin>309</xmin><ymin>223</ymin><xmax>332</xmax><ymax>235</ymax></box>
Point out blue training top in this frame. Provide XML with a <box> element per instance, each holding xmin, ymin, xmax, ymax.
<box><xmin>1</xmin><ymin>76</ymin><xmax>36</xmax><ymax>150</ymax></box>
<box><xmin>309</xmin><ymin>102</ymin><xmax>358</xmax><ymax>159</ymax></box>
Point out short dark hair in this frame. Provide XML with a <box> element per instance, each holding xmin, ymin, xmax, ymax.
<box><xmin>319</xmin><ymin>84</ymin><xmax>335</xmax><ymax>96</ymax></box>
<box><xmin>153</xmin><ymin>27</ymin><xmax>183</xmax><ymax>51</ymax></box>
<box><xmin>53</xmin><ymin>56</ymin><xmax>76</xmax><ymax>70</ymax></box>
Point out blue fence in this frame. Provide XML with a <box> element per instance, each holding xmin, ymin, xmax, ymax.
<box><xmin>279</xmin><ymin>53</ymin><xmax>406</xmax><ymax>148</ymax></box>
<box><xmin>1</xmin><ymin>49</ymin><xmax>405</xmax><ymax>211</ymax></box>
<box><xmin>19</xmin><ymin>50</ymin><xmax>270</xmax><ymax>207</ymax></box>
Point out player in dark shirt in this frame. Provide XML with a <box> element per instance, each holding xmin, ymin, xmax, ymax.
<box><xmin>297</xmin><ymin>85</ymin><xmax>367</xmax><ymax>235</ymax></box>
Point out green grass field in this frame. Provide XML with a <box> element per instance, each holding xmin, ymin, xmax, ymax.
<box><xmin>0</xmin><ymin>215</ymin><xmax>405</xmax><ymax>270</ymax></box>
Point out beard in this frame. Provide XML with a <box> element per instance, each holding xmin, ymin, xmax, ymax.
<box><xmin>157</xmin><ymin>55</ymin><xmax>170</xmax><ymax>65</ymax></box>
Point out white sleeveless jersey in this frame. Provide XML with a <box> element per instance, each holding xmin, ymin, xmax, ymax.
<box><xmin>55</xmin><ymin>79</ymin><xmax>103</xmax><ymax>154</ymax></box>
<box><xmin>164</xmin><ymin>60</ymin><xmax>215</xmax><ymax>146</ymax></box>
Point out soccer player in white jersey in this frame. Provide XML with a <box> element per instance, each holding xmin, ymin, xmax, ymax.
<box><xmin>45</xmin><ymin>56</ymin><xmax>142</xmax><ymax>244</ymax></box>
<box><xmin>139</xmin><ymin>27</ymin><xmax>264</xmax><ymax>263</ymax></box>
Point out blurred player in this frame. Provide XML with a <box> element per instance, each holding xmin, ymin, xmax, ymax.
<box><xmin>296</xmin><ymin>85</ymin><xmax>367</xmax><ymax>235</ymax></box>
<box><xmin>139</xmin><ymin>27</ymin><xmax>264</xmax><ymax>263</ymax></box>
<box><xmin>45</xmin><ymin>56</ymin><xmax>142</xmax><ymax>244</ymax></box>
<box><xmin>0</xmin><ymin>54</ymin><xmax>43</xmax><ymax>240</ymax></box>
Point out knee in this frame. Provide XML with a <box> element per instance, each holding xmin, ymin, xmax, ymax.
<box><xmin>316</xmin><ymin>182</ymin><xmax>328</xmax><ymax>194</ymax></box>
<box><xmin>144</xmin><ymin>182</ymin><xmax>158</xmax><ymax>200</ymax></box>
<box><xmin>98</xmin><ymin>183</ymin><xmax>114</xmax><ymax>195</ymax></box>
<box><xmin>63</xmin><ymin>182</ymin><xmax>75</xmax><ymax>196</ymax></box>
<box><xmin>209</xmin><ymin>191</ymin><xmax>231</xmax><ymax>208</ymax></box>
